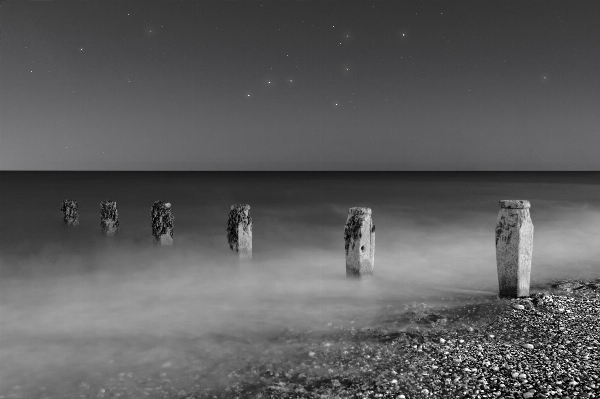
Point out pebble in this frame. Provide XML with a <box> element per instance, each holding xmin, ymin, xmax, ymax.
<box><xmin>121</xmin><ymin>281</ymin><xmax>600</xmax><ymax>399</ymax></box>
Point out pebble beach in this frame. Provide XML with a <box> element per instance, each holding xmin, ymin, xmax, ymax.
<box><xmin>187</xmin><ymin>279</ymin><xmax>600</xmax><ymax>399</ymax></box>
<box><xmin>3</xmin><ymin>280</ymin><xmax>597</xmax><ymax>399</ymax></box>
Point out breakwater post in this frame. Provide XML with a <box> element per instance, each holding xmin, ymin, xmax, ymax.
<box><xmin>151</xmin><ymin>201</ymin><xmax>173</xmax><ymax>245</ymax></box>
<box><xmin>60</xmin><ymin>199</ymin><xmax>79</xmax><ymax>226</ymax></box>
<box><xmin>344</xmin><ymin>207</ymin><xmax>375</xmax><ymax>277</ymax></box>
<box><xmin>495</xmin><ymin>200</ymin><xmax>533</xmax><ymax>298</ymax></box>
<box><xmin>100</xmin><ymin>200</ymin><xmax>119</xmax><ymax>235</ymax></box>
<box><xmin>227</xmin><ymin>204</ymin><xmax>252</xmax><ymax>260</ymax></box>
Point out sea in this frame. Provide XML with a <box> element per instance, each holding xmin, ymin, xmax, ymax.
<box><xmin>1</xmin><ymin>171</ymin><xmax>599</xmax><ymax>398</ymax></box>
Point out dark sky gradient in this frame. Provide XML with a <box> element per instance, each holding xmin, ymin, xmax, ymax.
<box><xmin>1</xmin><ymin>1</ymin><xmax>600</xmax><ymax>170</ymax></box>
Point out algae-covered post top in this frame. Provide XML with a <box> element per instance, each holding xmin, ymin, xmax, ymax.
<box><xmin>499</xmin><ymin>200</ymin><xmax>531</xmax><ymax>209</ymax></box>
<box><xmin>344</xmin><ymin>207</ymin><xmax>375</xmax><ymax>277</ymax></box>
<box><xmin>348</xmin><ymin>207</ymin><xmax>372</xmax><ymax>215</ymax></box>
<box><xmin>100</xmin><ymin>200</ymin><xmax>119</xmax><ymax>235</ymax></box>
<box><xmin>227</xmin><ymin>204</ymin><xmax>252</xmax><ymax>260</ymax></box>
<box><xmin>60</xmin><ymin>199</ymin><xmax>79</xmax><ymax>226</ymax></box>
<box><xmin>495</xmin><ymin>200</ymin><xmax>533</xmax><ymax>298</ymax></box>
<box><xmin>151</xmin><ymin>200</ymin><xmax>173</xmax><ymax>245</ymax></box>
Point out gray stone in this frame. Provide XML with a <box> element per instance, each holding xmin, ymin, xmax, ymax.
<box><xmin>495</xmin><ymin>200</ymin><xmax>533</xmax><ymax>298</ymax></box>
<box><xmin>345</xmin><ymin>207</ymin><xmax>375</xmax><ymax>277</ymax></box>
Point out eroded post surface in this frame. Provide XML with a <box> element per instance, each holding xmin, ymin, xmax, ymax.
<box><xmin>344</xmin><ymin>207</ymin><xmax>375</xmax><ymax>277</ymax></box>
<box><xmin>227</xmin><ymin>204</ymin><xmax>252</xmax><ymax>260</ymax></box>
<box><xmin>495</xmin><ymin>200</ymin><xmax>533</xmax><ymax>298</ymax></box>
<box><xmin>60</xmin><ymin>199</ymin><xmax>79</xmax><ymax>226</ymax></box>
<box><xmin>100</xmin><ymin>200</ymin><xmax>119</xmax><ymax>235</ymax></box>
<box><xmin>151</xmin><ymin>201</ymin><xmax>173</xmax><ymax>245</ymax></box>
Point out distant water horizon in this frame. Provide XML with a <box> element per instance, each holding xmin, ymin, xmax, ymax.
<box><xmin>1</xmin><ymin>171</ymin><xmax>600</xmax><ymax>397</ymax></box>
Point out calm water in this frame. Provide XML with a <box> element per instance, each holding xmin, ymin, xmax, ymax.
<box><xmin>1</xmin><ymin>171</ymin><xmax>600</xmax><ymax>397</ymax></box>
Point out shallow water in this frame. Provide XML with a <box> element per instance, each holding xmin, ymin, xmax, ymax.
<box><xmin>1</xmin><ymin>172</ymin><xmax>600</xmax><ymax>397</ymax></box>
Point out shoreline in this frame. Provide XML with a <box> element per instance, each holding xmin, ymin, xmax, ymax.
<box><xmin>189</xmin><ymin>279</ymin><xmax>600</xmax><ymax>399</ymax></box>
<box><xmin>2</xmin><ymin>280</ymin><xmax>597</xmax><ymax>399</ymax></box>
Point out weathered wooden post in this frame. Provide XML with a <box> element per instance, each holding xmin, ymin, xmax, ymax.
<box><xmin>151</xmin><ymin>201</ymin><xmax>173</xmax><ymax>245</ymax></box>
<box><xmin>227</xmin><ymin>204</ymin><xmax>252</xmax><ymax>260</ymax></box>
<box><xmin>344</xmin><ymin>207</ymin><xmax>375</xmax><ymax>277</ymax></box>
<box><xmin>100</xmin><ymin>200</ymin><xmax>119</xmax><ymax>235</ymax></box>
<box><xmin>60</xmin><ymin>199</ymin><xmax>79</xmax><ymax>226</ymax></box>
<box><xmin>495</xmin><ymin>200</ymin><xmax>534</xmax><ymax>298</ymax></box>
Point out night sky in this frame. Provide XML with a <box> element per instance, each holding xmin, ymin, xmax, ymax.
<box><xmin>1</xmin><ymin>1</ymin><xmax>599</xmax><ymax>171</ymax></box>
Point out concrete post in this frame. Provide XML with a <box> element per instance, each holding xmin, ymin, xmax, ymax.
<box><xmin>151</xmin><ymin>201</ymin><xmax>173</xmax><ymax>245</ymax></box>
<box><xmin>344</xmin><ymin>207</ymin><xmax>375</xmax><ymax>277</ymax></box>
<box><xmin>495</xmin><ymin>200</ymin><xmax>534</xmax><ymax>298</ymax></box>
<box><xmin>227</xmin><ymin>204</ymin><xmax>252</xmax><ymax>260</ymax></box>
<box><xmin>60</xmin><ymin>199</ymin><xmax>79</xmax><ymax>226</ymax></box>
<box><xmin>100</xmin><ymin>200</ymin><xmax>119</xmax><ymax>235</ymax></box>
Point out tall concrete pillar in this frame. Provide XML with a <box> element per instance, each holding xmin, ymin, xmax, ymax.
<box><xmin>227</xmin><ymin>204</ymin><xmax>252</xmax><ymax>260</ymax></box>
<box><xmin>151</xmin><ymin>201</ymin><xmax>173</xmax><ymax>245</ymax></box>
<box><xmin>60</xmin><ymin>199</ymin><xmax>79</xmax><ymax>226</ymax></box>
<box><xmin>100</xmin><ymin>200</ymin><xmax>119</xmax><ymax>235</ymax></box>
<box><xmin>344</xmin><ymin>207</ymin><xmax>375</xmax><ymax>277</ymax></box>
<box><xmin>495</xmin><ymin>200</ymin><xmax>533</xmax><ymax>298</ymax></box>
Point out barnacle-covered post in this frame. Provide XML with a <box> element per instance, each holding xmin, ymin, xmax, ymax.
<box><xmin>100</xmin><ymin>200</ymin><xmax>119</xmax><ymax>235</ymax></box>
<box><xmin>151</xmin><ymin>201</ymin><xmax>173</xmax><ymax>245</ymax></box>
<box><xmin>60</xmin><ymin>199</ymin><xmax>79</xmax><ymax>226</ymax></box>
<box><xmin>344</xmin><ymin>207</ymin><xmax>375</xmax><ymax>277</ymax></box>
<box><xmin>227</xmin><ymin>204</ymin><xmax>252</xmax><ymax>260</ymax></box>
<box><xmin>495</xmin><ymin>200</ymin><xmax>533</xmax><ymax>298</ymax></box>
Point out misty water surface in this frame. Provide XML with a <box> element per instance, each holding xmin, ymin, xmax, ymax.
<box><xmin>1</xmin><ymin>172</ymin><xmax>600</xmax><ymax>397</ymax></box>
